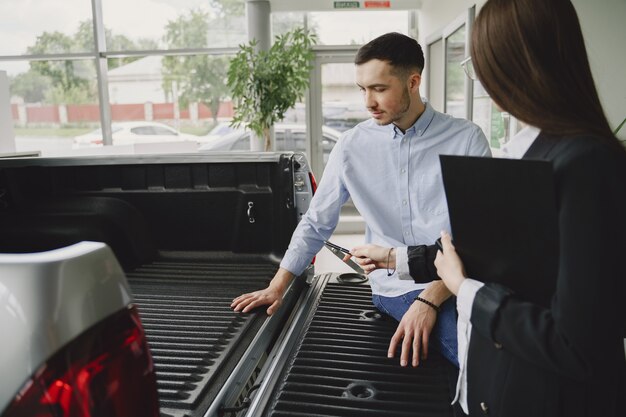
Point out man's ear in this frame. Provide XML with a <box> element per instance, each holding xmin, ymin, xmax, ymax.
<box><xmin>409</xmin><ymin>72</ymin><xmax>422</xmax><ymax>93</ymax></box>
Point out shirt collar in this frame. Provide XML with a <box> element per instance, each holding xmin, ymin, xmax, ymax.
<box><xmin>391</xmin><ymin>99</ymin><xmax>435</xmax><ymax>139</ymax></box>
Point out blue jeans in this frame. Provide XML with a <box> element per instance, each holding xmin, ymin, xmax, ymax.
<box><xmin>372</xmin><ymin>289</ymin><xmax>459</xmax><ymax>368</ymax></box>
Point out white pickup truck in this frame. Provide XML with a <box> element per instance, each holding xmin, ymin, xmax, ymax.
<box><xmin>0</xmin><ymin>152</ymin><xmax>457</xmax><ymax>417</ymax></box>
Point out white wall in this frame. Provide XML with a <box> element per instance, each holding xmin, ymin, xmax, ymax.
<box><xmin>418</xmin><ymin>0</ymin><xmax>485</xmax><ymax>45</ymax></box>
<box><xmin>572</xmin><ymin>0</ymin><xmax>626</xmax><ymax>140</ymax></box>
<box><xmin>419</xmin><ymin>0</ymin><xmax>626</xmax><ymax>140</ymax></box>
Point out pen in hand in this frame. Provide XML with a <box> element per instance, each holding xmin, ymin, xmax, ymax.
<box><xmin>324</xmin><ymin>240</ymin><xmax>352</xmax><ymax>256</ymax></box>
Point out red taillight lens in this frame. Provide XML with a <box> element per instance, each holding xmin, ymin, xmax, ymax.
<box><xmin>308</xmin><ymin>172</ymin><xmax>317</xmax><ymax>195</ymax></box>
<box><xmin>3</xmin><ymin>306</ymin><xmax>159</xmax><ymax>417</ymax></box>
<box><xmin>92</xmin><ymin>139</ymin><xmax>103</xmax><ymax>145</ymax></box>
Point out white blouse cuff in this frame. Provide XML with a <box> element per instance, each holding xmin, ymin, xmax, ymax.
<box><xmin>457</xmin><ymin>278</ymin><xmax>484</xmax><ymax>321</ymax></box>
<box><xmin>395</xmin><ymin>247</ymin><xmax>411</xmax><ymax>279</ymax></box>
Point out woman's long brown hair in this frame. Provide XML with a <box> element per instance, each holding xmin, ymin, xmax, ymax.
<box><xmin>471</xmin><ymin>0</ymin><xmax>617</xmax><ymax>141</ymax></box>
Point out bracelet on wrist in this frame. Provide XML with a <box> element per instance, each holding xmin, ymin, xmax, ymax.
<box><xmin>413</xmin><ymin>295</ymin><xmax>441</xmax><ymax>313</ymax></box>
<box><xmin>386</xmin><ymin>248</ymin><xmax>396</xmax><ymax>276</ymax></box>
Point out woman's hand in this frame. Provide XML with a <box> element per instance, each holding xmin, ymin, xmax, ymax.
<box><xmin>434</xmin><ymin>231</ymin><xmax>467</xmax><ymax>295</ymax></box>
<box><xmin>343</xmin><ymin>244</ymin><xmax>395</xmax><ymax>274</ymax></box>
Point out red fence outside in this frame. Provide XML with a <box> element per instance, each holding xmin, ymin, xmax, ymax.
<box><xmin>111</xmin><ymin>104</ymin><xmax>145</xmax><ymax>121</ymax></box>
<box><xmin>67</xmin><ymin>104</ymin><xmax>100</xmax><ymax>122</ymax></box>
<box><xmin>153</xmin><ymin>103</ymin><xmax>174</xmax><ymax>120</ymax></box>
<box><xmin>12</xmin><ymin>101</ymin><xmax>234</xmax><ymax>124</ymax></box>
<box><xmin>25</xmin><ymin>105</ymin><xmax>60</xmax><ymax>123</ymax></box>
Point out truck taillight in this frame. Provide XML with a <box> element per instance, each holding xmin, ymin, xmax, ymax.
<box><xmin>308</xmin><ymin>172</ymin><xmax>317</xmax><ymax>195</ymax></box>
<box><xmin>3</xmin><ymin>306</ymin><xmax>159</xmax><ymax>417</ymax></box>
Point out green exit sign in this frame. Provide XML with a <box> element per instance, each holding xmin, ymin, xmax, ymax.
<box><xmin>334</xmin><ymin>1</ymin><xmax>360</xmax><ymax>9</ymax></box>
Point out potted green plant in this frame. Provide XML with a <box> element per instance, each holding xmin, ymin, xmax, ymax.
<box><xmin>227</xmin><ymin>27</ymin><xmax>316</xmax><ymax>151</ymax></box>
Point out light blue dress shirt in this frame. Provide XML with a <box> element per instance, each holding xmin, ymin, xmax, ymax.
<box><xmin>280</xmin><ymin>101</ymin><xmax>491</xmax><ymax>296</ymax></box>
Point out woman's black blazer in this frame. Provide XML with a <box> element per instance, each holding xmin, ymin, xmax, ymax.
<box><xmin>465</xmin><ymin>134</ymin><xmax>626</xmax><ymax>417</ymax></box>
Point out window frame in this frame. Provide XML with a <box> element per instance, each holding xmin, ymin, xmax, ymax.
<box><xmin>425</xmin><ymin>6</ymin><xmax>475</xmax><ymax>120</ymax></box>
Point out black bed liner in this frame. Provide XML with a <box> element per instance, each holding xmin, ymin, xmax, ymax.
<box><xmin>249</xmin><ymin>273</ymin><xmax>458</xmax><ymax>417</ymax></box>
<box><xmin>127</xmin><ymin>256</ymin><xmax>279</xmax><ymax>417</ymax></box>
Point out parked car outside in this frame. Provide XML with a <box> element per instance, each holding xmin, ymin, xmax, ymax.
<box><xmin>73</xmin><ymin>121</ymin><xmax>199</xmax><ymax>147</ymax></box>
<box><xmin>199</xmin><ymin>124</ymin><xmax>341</xmax><ymax>164</ymax></box>
<box><xmin>204</xmin><ymin>121</ymin><xmax>241</xmax><ymax>140</ymax></box>
<box><xmin>277</xmin><ymin>102</ymin><xmax>369</xmax><ymax>133</ymax></box>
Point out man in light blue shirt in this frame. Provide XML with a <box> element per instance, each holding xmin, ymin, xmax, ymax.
<box><xmin>232</xmin><ymin>32</ymin><xmax>490</xmax><ymax>368</ymax></box>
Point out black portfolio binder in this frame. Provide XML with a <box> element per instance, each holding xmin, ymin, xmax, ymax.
<box><xmin>439</xmin><ymin>155</ymin><xmax>559</xmax><ymax>307</ymax></box>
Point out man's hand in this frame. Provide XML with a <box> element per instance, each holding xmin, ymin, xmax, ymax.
<box><xmin>345</xmin><ymin>244</ymin><xmax>395</xmax><ymax>274</ymax></box>
<box><xmin>230</xmin><ymin>268</ymin><xmax>293</xmax><ymax>315</ymax></box>
<box><xmin>388</xmin><ymin>299</ymin><xmax>437</xmax><ymax>367</ymax></box>
<box><xmin>388</xmin><ymin>280</ymin><xmax>452</xmax><ymax>366</ymax></box>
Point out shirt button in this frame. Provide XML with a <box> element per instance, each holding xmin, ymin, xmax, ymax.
<box><xmin>494</xmin><ymin>342</ymin><xmax>503</xmax><ymax>349</ymax></box>
<box><xmin>402</xmin><ymin>200</ymin><xmax>408</xmax><ymax>206</ymax></box>
<box><xmin>480</xmin><ymin>402</ymin><xmax>489</xmax><ymax>414</ymax></box>
<box><xmin>404</xmin><ymin>231</ymin><xmax>410</xmax><ymax>236</ymax></box>
<box><xmin>401</xmin><ymin>168</ymin><xmax>406</xmax><ymax>174</ymax></box>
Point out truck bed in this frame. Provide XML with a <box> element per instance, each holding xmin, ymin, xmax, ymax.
<box><xmin>126</xmin><ymin>256</ymin><xmax>278</xmax><ymax>417</ymax></box>
<box><xmin>246</xmin><ymin>273</ymin><xmax>459</xmax><ymax>417</ymax></box>
<box><xmin>0</xmin><ymin>153</ymin><xmax>305</xmax><ymax>417</ymax></box>
<box><xmin>0</xmin><ymin>153</ymin><xmax>458</xmax><ymax>417</ymax></box>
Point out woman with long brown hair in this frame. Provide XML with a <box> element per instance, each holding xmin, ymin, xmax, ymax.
<box><xmin>349</xmin><ymin>0</ymin><xmax>625</xmax><ymax>415</ymax></box>
<box><xmin>434</xmin><ymin>0</ymin><xmax>626</xmax><ymax>415</ymax></box>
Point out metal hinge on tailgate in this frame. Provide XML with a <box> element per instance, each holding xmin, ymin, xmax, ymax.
<box><xmin>291</xmin><ymin>153</ymin><xmax>315</xmax><ymax>223</ymax></box>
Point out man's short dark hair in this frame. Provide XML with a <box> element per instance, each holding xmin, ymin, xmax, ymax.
<box><xmin>355</xmin><ymin>32</ymin><xmax>424</xmax><ymax>76</ymax></box>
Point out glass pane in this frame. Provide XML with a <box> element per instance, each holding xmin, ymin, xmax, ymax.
<box><xmin>427</xmin><ymin>38</ymin><xmax>444</xmax><ymax>112</ymax></box>
<box><xmin>321</xmin><ymin>62</ymin><xmax>368</xmax><ymax>166</ymax></box>
<box><xmin>309</xmin><ymin>11</ymin><xmax>409</xmax><ymax>45</ymax></box>
<box><xmin>271</xmin><ymin>12</ymin><xmax>305</xmax><ymax>38</ymax></box>
<box><xmin>102</xmin><ymin>0</ymin><xmax>246</xmax><ymax>50</ymax></box>
<box><xmin>276</xmin><ymin>130</ymin><xmax>306</xmax><ymax>153</ymax></box>
<box><xmin>3</xmin><ymin>60</ymin><xmax>100</xmax><ymax>156</ymax></box>
<box><xmin>471</xmin><ymin>80</ymin><xmax>494</xmax><ymax>145</ymax></box>
<box><xmin>320</xmin><ymin>62</ymin><xmax>368</xmax><ymax>217</ymax></box>
<box><xmin>107</xmin><ymin>54</ymin><xmax>233</xmax><ymax>140</ymax></box>
<box><xmin>321</xmin><ymin>63</ymin><xmax>368</xmax><ymax>130</ymax></box>
<box><xmin>445</xmin><ymin>25</ymin><xmax>466</xmax><ymax>118</ymax></box>
<box><xmin>472</xmin><ymin>80</ymin><xmax>513</xmax><ymax>153</ymax></box>
<box><xmin>0</xmin><ymin>0</ymin><xmax>94</xmax><ymax>55</ymax></box>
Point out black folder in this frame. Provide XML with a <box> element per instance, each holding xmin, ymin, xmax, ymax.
<box><xmin>439</xmin><ymin>155</ymin><xmax>559</xmax><ymax>307</ymax></box>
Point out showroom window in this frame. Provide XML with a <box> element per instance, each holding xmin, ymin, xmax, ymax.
<box><xmin>1</xmin><ymin>1</ymin><xmax>415</xmax><ymax>160</ymax></box>
<box><xmin>0</xmin><ymin>0</ymin><xmax>245</xmax><ymax>156</ymax></box>
<box><xmin>426</xmin><ymin>5</ymin><xmax>522</xmax><ymax>154</ymax></box>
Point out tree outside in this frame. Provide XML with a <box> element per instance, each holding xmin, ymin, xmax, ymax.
<box><xmin>162</xmin><ymin>7</ymin><xmax>240</xmax><ymax>125</ymax></box>
<box><xmin>12</xmin><ymin>20</ymin><xmax>156</xmax><ymax>105</ymax></box>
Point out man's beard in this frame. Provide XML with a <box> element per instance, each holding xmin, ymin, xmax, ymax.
<box><xmin>375</xmin><ymin>88</ymin><xmax>411</xmax><ymax>126</ymax></box>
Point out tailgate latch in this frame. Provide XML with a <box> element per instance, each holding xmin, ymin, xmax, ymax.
<box><xmin>247</xmin><ymin>201</ymin><xmax>256</xmax><ymax>223</ymax></box>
